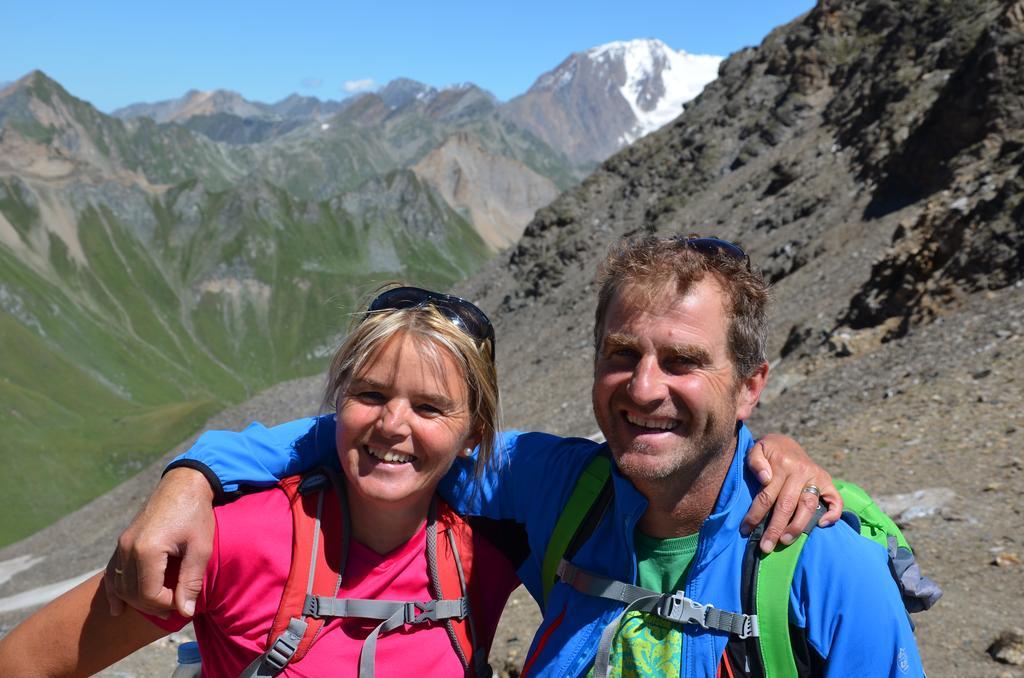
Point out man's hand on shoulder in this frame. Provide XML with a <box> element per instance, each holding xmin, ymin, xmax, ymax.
<box><xmin>743</xmin><ymin>434</ymin><xmax>843</xmax><ymax>553</ymax></box>
<box><xmin>104</xmin><ymin>467</ymin><xmax>215</xmax><ymax>618</ymax></box>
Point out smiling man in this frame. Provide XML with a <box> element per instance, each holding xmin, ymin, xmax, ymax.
<box><xmin>105</xmin><ymin>235</ymin><xmax>921</xmax><ymax>676</ymax></box>
<box><xmin>515</xmin><ymin>235</ymin><xmax>922</xmax><ymax>676</ymax></box>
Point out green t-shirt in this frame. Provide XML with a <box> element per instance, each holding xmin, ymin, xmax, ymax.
<box><xmin>586</xmin><ymin>530</ymin><xmax>699</xmax><ymax>677</ymax></box>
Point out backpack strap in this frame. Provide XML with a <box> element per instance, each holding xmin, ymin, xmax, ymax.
<box><xmin>241</xmin><ymin>469</ymin><xmax>349</xmax><ymax>677</ymax></box>
<box><xmin>435</xmin><ymin>499</ymin><xmax>492</xmax><ymax>677</ymax></box>
<box><xmin>754</xmin><ymin>533</ymin><xmax>809</xmax><ymax>678</ymax></box>
<box><xmin>744</xmin><ymin>481</ymin><xmax>942</xmax><ymax>678</ymax></box>
<box><xmin>541</xmin><ymin>453</ymin><xmax>613</xmax><ymax>606</ymax></box>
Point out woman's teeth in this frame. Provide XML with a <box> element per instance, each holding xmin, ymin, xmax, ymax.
<box><xmin>625</xmin><ymin>413</ymin><xmax>678</xmax><ymax>430</ymax></box>
<box><xmin>365</xmin><ymin>446</ymin><xmax>415</xmax><ymax>464</ymax></box>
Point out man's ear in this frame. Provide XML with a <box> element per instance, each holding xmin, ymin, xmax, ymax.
<box><xmin>736</xmin><ymin>362</ymin><xmax>769</xmax><ymax>421</ymax></box>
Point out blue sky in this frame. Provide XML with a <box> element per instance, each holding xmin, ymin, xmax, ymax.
<box><xmin>3</xmin><ymin>1</ymin><xmax>814</xmax><ymax>112</ymax></box>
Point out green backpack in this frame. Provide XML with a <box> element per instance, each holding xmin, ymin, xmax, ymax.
<box><xmin>541</xmin><ymin>455</ymin><xmax>941</xmax><ymax>677</ymax></box>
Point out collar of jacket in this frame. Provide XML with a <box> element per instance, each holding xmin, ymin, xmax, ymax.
<box><xmin>604</xmin><ymin>423</ymin><xmax>757</xmax><ymax>572</ymax></box>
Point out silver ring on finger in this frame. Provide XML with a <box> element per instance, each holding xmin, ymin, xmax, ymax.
<box><xmin>801</xmin><ymin>484</ymin><xmax>821</xmax><ymax>497</ymax></box>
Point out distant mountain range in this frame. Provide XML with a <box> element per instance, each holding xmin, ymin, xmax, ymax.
<box><xmin>110</xmin><ymin>39</ymin><xmax>720</xmax><ymax>167</ymax></box>
<box><xmin>0</xmin><ymin>39</ymin><xmax>720</xmax><ymax>545</ymax></box>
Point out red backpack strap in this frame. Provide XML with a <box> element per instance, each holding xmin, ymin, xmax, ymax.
<box><xmin>267</xmin><ymin>472</ymin><xmax>347</xmax><ymax>664</ymax></box>
<box><xmin>435</xmin><ymin>499</ymin><xmax>488</xmax><ymax>676</ymax></box>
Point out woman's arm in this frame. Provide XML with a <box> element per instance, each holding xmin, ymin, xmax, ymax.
<box><xmin>0</xmin><ymin>573</ymin><xmax>167</xmax><ymax>677</ymax></box>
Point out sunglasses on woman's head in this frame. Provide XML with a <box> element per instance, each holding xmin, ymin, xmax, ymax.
<box><xmin>366</xmin><ymin>286</ymin><xmax>496</xmax><ymax>356</ymax></box>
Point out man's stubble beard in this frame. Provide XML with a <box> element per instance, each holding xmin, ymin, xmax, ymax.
<box><xmin>611</xmin><ymin>406</ymin><xmax>738</xmax><ymax>484</ymax></box>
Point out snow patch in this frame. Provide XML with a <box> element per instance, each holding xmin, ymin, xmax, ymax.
<box><xmin>0</xmin><ymin>569</ymin><xmax>101</xmax><ymax>614</ymax></box>
<box><xmin>589</xmin><ymin>39</ymin><xmax>722</xmax><ymax>144</ymax></box>
<box><xmin>0</xmin><ymin>555</ymin><xmax>45</xmax><ymax>586</ymax></box>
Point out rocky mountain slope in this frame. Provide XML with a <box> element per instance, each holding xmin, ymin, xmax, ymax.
<box><xmin>412</xmin><ymin>132</ymin><xmax>561</xmax><ymax>250</ymax></box>
<box><xmin>2</xmin><ymin>1</ymin><xmax>1022</xmax><ymax>675</ymax></box>
<box><xmin>448</xmin><ymin>0</ymin><xmax>1023</xmax><ymax>673</ymax></box>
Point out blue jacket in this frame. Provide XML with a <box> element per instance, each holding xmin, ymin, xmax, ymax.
<box><xmin>177</xmin><ymin>417</ymin><xmax>924</xmax><ymax>677</ymax></box>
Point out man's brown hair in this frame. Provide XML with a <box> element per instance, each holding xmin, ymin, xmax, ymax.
<box><xmin>593</xmin><ymin>235</ymin><xmax>770</xmax><ymax>379</ymax></box>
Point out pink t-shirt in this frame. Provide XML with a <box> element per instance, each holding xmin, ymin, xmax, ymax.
<box><xmin>147</xmin><ymin>488</ymin><xmax>519</xmax><ymax>677</ymax></box>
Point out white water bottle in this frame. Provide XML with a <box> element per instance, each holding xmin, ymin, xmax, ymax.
<box><xmin>170</xmin><ymin>640</ymin><xmax>202</xmax><ymax>677</ymax></box>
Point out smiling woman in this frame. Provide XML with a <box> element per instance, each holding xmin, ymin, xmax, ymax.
<box><xmin>326</xmin><ymin>299</ymin><xmax>498</xmax><ymax>555</ymax></box>
<box><xmin>0</xmin><ymin>285</ymin><xmax>518</xmax><ymax>677</ymax></box>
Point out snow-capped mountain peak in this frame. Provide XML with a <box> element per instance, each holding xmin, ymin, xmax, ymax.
<box><xmin>506</xmin><ymin>38</ymin><xmax>722</xmax><ymax>163</ymax></box>
<box><xmin>587</xmin><ymin>38</ymin><xmax>722</xmax><ymax>143</ymax></box>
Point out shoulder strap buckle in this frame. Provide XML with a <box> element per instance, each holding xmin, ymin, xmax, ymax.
<box><xmin>265</xmin><ymin>618</ymin><xmax>307</xmax><ymax>672</ymax></box>
<box><xmin>655</xmin><ymin>592</ymin><xmax>760</xmax><ymax>639</ymax></box>
<box><xmin>656</xmin><ymin>591</ymin><xmax>707</xmax><ymax>626</ymax></box>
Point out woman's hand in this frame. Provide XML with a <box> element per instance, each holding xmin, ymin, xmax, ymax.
<box><xmin>103</xmin><ymin>467</ymin><xmax>215</xmax><ymax>618</ymax></box>
<box><xmin>743</xmin><ymin>434</ymin><xmax>843</xmax><ymax>553</ymax></box>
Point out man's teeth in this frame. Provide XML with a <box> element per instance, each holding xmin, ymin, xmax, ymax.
<box><xmin>365</xmin><ymin>447</ymin><xmax>415</xmax><ymax>464</ymax></box>
<box><xmin>625</xmin><ymin>413</ymin><xmax>678</xmax><ymax>430</ymax></box>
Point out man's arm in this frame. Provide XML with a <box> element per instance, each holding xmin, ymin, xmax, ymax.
<box><xmin>167</xmin><ymin>416</ymin><xmax>337</xmax><ymax>496</ymax></box>
<box><xmin>109</xmin><ymin>420</ymin><xmax>839</xmax><ymax>614</ymax></box>
<box><xmin>105</xmin><ymin>416</ymin><xmax>334</xmax><ymax>617</ymax></box>
<box><xmin>105</xmin><ymin>468</ymin><xmax>214</xmax><ymax>617</ymax></box>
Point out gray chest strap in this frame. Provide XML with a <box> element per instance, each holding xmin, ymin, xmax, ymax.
<box><xmin>556</xmin><ymin>560</ymin><xmax>759</xmax><ymax>678</ymax></box>
<box><xmin>240</xmin><ymin>595</ymin><xmax>469</xmax><ymax>678</ymax></box>
<box><xmin>306</xmin><ymin>594</ymin><xmax>469</xmax><ymax>677</ymax></box>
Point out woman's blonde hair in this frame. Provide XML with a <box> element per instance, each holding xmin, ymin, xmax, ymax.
<box><xmin>322</xmin><ymin>297</ymin><xmax>501</xmax><ymax>473</ymax></box>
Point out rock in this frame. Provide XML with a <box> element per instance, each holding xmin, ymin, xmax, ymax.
<box><xmin>874</xmin><ymin>488</ymin><xmax>956</xmax><ymax>524</ymax></box>
<box><xmin>988</xmin><ymin>629</ymin><xmax>1024</xmax><ymax>666</ymax></box>
<box><xmin>828</xmin><ymin>331</ymin><xmax>854</xmax><ymax>357</ymax></box>
<box><xmin>993</xmin><ymin>552</ymin><xmax>1021</xmax><ymax>567</ymax></box>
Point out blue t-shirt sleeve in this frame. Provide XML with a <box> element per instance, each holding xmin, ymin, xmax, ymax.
<box><xmin>168</xmin><ymin>415</ymin><xmax>339</xmax><ymax>494</ymax></box>
<box><xmin>792</xmin><ymin>522</ymin><xmax>925</xmax><ymax>676</ymax></box>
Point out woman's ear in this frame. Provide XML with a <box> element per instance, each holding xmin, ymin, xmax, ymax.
<box><xmin>461</xmin><ymin>429</ymin><xmax>483</xmax><ymax>457</ymax></box>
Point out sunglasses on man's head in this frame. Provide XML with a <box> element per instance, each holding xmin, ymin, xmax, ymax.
<box><xmin>677</xmin><ymin>236</ymin><xmax>751</xmax><ymax>271</ymax></box>
<box><xmin>366</xmin><ymin>286</ymin><xmax>496</xmax><ymax>356</ymax></box>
